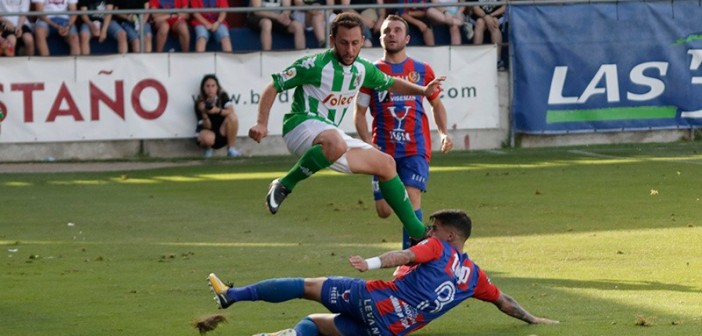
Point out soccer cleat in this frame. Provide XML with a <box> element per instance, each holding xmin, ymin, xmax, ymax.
<box><xmin>265</xmin><ymin>179</ymin><xmax>291</xmax><ymax>215</ymax></box>
<box><xmin>208</xmin><ymin>273</ymin><xmax>233</xmax><ymax>309</ymax></box>
<box><xmin>252</xmin><ymin>329</ymin><xmax>297</xmax><ymax>336</ymax></box>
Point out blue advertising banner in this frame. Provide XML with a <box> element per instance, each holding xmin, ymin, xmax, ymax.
<box><xmin>511</xmin><ymin>1</ymin><xmax>702</xmax><ymax>133</ymax></box>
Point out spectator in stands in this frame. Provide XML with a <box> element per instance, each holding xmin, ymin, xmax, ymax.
<box><xmin>194</xmin><ymin>74</ymin><xmax>242</xmax><ymax>158</ymax></box>
<box><xmin>191</xmin><ymin>0</ymin><xmax>232</xmax><ymax>52</ymax></box>
<box><xmin>338</xmin><ymin>0</ymin><xmax>386</xmax><ymax>48</ymax></box>
<box><xmin>0</xmin><ymin>0</ymin><xmax>35</xmax><ymax>56</ymax></box>
<box><xmin>247</xmin><ymin>0</ymin><xmax>305</xmax><ymax>51</ymax></box>
<box><xmin>113</xmin><ymin>0</ymin><xmax>153</xmax><ymax>53</ymax></box>
<box><xmin>470</xmin><ymin>0</ymin><xmax>505</xmax><ymax>69</ymax></box>
<box><xmin>426</xmin><ymin>0</ymin><xmax>464</xmax><ymax>45</ymax></box>
<box><xmin>150</xmin><ymin>0</ymin><xmax>190</xmax><ymax>52</ymax></box>
<box><xmin>78</xmin><ymin>0</ymin><xmax>128</xmax><ymax>54</ymax></box>
<box><xmin>292</xmin><ymin>0</ymin><xmax>329</xmax><ymax>48</ymax></box>
<box><xmin>32</xmin><ymin>0</ymin><xmax>80</xmax><ymax>56</ymax></box>
<box><xmin>396</xmin><ymin>0</ymin><xmax>436</xmax><ymax>46</ymax></box>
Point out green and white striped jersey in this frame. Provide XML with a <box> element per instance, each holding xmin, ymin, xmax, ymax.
<box><xmin>271</xmin><ymin>49</ymin><xmax>395</xmax><ymax>135</ymax></box>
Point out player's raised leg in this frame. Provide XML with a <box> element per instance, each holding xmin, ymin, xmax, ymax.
<box><xmin>346</xmin><ymin>148</ymin><xmax>427</xmax><ymax>240</ymax></box>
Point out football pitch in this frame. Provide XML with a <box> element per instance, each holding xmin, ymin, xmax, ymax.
<box><xmin>2</xmin><ymin>142</ymin><xmax>701</xmax><ymax>336</ymax></box>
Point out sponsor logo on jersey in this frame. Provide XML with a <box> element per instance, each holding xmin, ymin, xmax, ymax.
<box><xmin>392</xmin><ymin>71</ymin><xmax>420</xmax><ymax>84</ymax></box>
<box><xmin>353</xmin><ymin>75</ymin><xmax>362</xmax><ymax>88</ymax></box>
<box><xmin>322</xmin><ymin>93</ymin><xmax>355</xmax><ymax>108</ymax></box>
<box><xmin>280</xmin><ymin>68</ymin><xmax>296</xmax><ymax>81</ymax></box>
<box><xmin>300</xmin><ymin>57</ymin><xmax>315</xmax><ymax>69</ymax></box>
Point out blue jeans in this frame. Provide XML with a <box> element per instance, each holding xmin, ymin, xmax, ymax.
<box><xmin>194</xmin><ymin>24</ymin><xmax>229</xmax><ymax>42</ymax></box>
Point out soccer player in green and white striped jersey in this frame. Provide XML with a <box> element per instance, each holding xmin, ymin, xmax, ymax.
<box><xmin>248</xmin><ymin>12</ymin><xmax>445</xmax><ymax>241</ymax></box>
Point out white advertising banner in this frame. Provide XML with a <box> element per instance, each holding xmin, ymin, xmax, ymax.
<box><xmin>0</xmin><ymin>45</ymin><xmax>498</xmax><ymax>144</ymax></box>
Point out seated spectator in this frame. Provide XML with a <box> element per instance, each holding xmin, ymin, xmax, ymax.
<box><xmin>338</xmin><ymin>0</ymin><xmax>386</xmax><ymax>48</ymax></box>
<box><xmin>292</xmin><ymin>0</ymin><xmax>329</xmax><ymax>48</ymax></box>
<box><xmin>0</xmin><ymin>0</ymin><xmax>35</xmax><ymax>56</ymax></box>
<box><xmin>190</xmin><ymin>0</ymin><xmax>232</xmax><ymax>52</ymax></box>
<box><xmin>470</xmin><ymin>0</ymin><xmax>506</xmax><ymax>69</ymax></box>
<box><xmin>113</xmin><ymin>0</ymin><xmax>153</xmax><ymax>53</ymax></box>
<box><xmin>78</xmin><ymin>0</ymin><xmax>128</xmax><ymax>54</ymax></box>
<box><xmin>32</xmin><ymin>0</ymin><xmax>80</xmax><ymax>56</ymax></box>
<box><xmin>0</xmin><ymin>34</ymin><xmax>6</xmax><ymax>56</ymax></box>
<box><xmin>194</xmin><ymin>74</ymin><xmax>242</xmax><ymax>158</ymax></box>
<box><xmin>247</xmin><ymin>0</ymin><xmax>305</xmax><ymax>51</ymax></box>
<box><xmin>150</xmin><ymin>0</ymin><xmax>190</xmax><ymax>52</ymax></box>
<box><xmin>427</xmin><ymin>0</ymin><xmax>464</xmax><ymax>45</ymax></box>
<box><xmin>397</xmin><ymin>0</ymin><xmax>435</xmax><ymax>46</ymax></box>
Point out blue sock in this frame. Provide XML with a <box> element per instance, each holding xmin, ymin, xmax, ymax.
<box><xmin>293</xmin><ymin>317</ymin><xmax>319</xmax><ymax>336</ymax></box>
<box><xmin>402</xmin><ymin>209</ymin><xmax>424</xmax><ymax>249</ymax></box>
<box><xmin>227</xmin><ymin>278</ymin><xmax>304</xmax><ymax>303</ymax></box>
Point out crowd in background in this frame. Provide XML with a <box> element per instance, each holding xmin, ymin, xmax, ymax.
<box><xmin>0</xmin><ymin>0</ymin><xmax>507</xmax><ymax>67</ymax></box>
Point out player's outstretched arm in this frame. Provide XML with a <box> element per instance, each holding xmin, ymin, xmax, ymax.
<box><xmin>388</xmin><ymin>75</ymin><xmax>446</xmax><ymax>98</ymax></box>
<box><xmin>349</xmin><ymin>250</ymin><xmax>416</xmax><ymax>272</ymax></box>
<box><xmin>248</xmin><ymin>82</ymin><xmax>277</xmax><ymax>143</ymax></box>
<box><xmin>492</xmin><ymin>292</ymin><xmax>560</xmax><ymax>324</ymax></box>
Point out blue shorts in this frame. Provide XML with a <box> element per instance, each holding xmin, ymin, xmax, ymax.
<box><xmin>117</xmin><ymin>21</ymin><xmax>152</xmax><ymax>42</ymax></box>
<box><xmin>35</xmin><ymin>17</ymin><xmax>78</xmax><ymax>36</ymax></box>
<box><xmin>321</xmin><ymin>277</ymin><xmax>390</xmax><ymax>336</ymax></box>
<box><xmin>194</xmin><ymin>24</ymin><xmax>229</xmax><ymax>42</ymax></box>
<box><xmin>79</xmin><ymin>21</ymin><xmax>123</xmax><ymax>40</ymax></box>
<box><xmin>373</xmin><ymin>155</ymin><xmax>429</xmax><ymax>201</ymax></box>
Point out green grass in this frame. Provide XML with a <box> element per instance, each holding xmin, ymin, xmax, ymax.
<box><xmin>1</xmin><ymin>142</ymin><xmax>701</xmax><ymax>336</ymax></box>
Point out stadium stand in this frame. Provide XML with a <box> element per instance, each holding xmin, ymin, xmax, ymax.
<box><xmin>40</xmin><ymin>0</ymin><xmax>492</xmax><ymax>55</ymax></box>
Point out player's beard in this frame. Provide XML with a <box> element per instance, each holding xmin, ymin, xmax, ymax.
<box><xmin>334</xmin><ymin>49</ymin><xmax>358</xmax><ymax>66</ymax></box>
<box><xmin>382</xmin><ymin>39</ymin><xmax>405</xmax><ymax>55</ymax></box>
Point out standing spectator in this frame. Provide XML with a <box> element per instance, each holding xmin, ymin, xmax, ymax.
<box><xmin>396</xmin><ymin>0</ymin><xmax>436</xmax><ymax>46</ymax></box>
<box><xmin>292</xmin><ymin>0</ymin><xmax>330</xmax><ymax>48</ymax></box>
<box><xmin>112</xmin><ymin>0</ymin><xmax>153</xmax><ymax>53</ymax></box>
<box><xmin>206</xmin><ymin>209</ymin><xmax>559</xmax><ymax>335</ymax></box>
<box><xmin>427</xmin><ymin>0</ymin><xmax>464</xmax><ymax>45</ymax></box>
<box><xmin>0</xmin><ymin>0</ymin><xmax>35</xmax><ymax>56</ymax></box>
<box><xmin>32</xmin><ymin>0</ymin><xmax>80</xmax><ymax>56</ymax></box>
<box><xmin>355</xmin><ymin>15</ymin><xmax>453</xmax><ymax>251</ymax></box>
<box><xmin>194</xmin><ymin>74</ymin><xmax>242</xmax><ymax>158</ymax></box>
<box><xmin>78</xmin><ymin>0</ymin><xmax>128</xmax><ymax>54</ymax></box>
<box><xmin>190</xmin><ymin>0</ymin><xmax>232</xmax><ymax>52</ymax></box>
<box><xmin>247</xmin><ymin>0</ymin><xmax>305</xmax><ymax>51</ymax></box>
<box><xmin>471</xmin><ymin>0</ymin><xmax>505</xmax><ymax>69</ymax></box>
<box><xmin>150</xmin><ymin>0</ymin><xmax>190</xmax><ymax>52</ymax></box>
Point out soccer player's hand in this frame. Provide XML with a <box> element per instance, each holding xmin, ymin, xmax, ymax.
<box><xmin>424</xmin><ymin>76</ymin><xmax>446</xmax><ymax>97</ymax></box>
<box><xmin>440</xmin><ymin>133</ymin><xmax>453</xmax><ymax>153</ymax></box>
<box><xmin>348</xmin><ymin>256</ymin><xmax>369</xmax><ymax>272</ymax></box>
<box><xmin>248</xmin><ymin>123</ymin><xmax>269</xmax><ymax>143</ymax></box>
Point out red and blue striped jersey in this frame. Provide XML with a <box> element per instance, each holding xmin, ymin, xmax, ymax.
<box><xmin>358</xmin><ymin>57</ymin><xmax>439</xmax><ymax>162</ymax></box>
<box><xmin>363</xmin><ymin>238</ymin><xmax>500</xmax><ymax>335</ymax></box>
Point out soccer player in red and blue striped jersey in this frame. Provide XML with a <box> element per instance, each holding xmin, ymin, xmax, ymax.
<box><xmin>207</xmin><ymin>209</ymin><xmax>559</xmax><ymax>336</ymax></box>
<box><xmin>356</xmin><ymin>15</ymin><xmax>454</xmax><ymax>250</ymax></box>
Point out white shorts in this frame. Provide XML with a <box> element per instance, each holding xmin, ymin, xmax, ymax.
<box><xmin>283</xmin><ymin>119</ymin><xmax>373</xmax><ymax>174</ymax></box>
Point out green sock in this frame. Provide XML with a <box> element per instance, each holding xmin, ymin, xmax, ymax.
<box><xmin>378</xmin><ymin>176</ymin><xmax>426</xmax><ymax>239</ymax></box>
<box><xmin>280</xmin><ymin>144</ymin><xmax>333</xmax><ymax>191</ymax></box>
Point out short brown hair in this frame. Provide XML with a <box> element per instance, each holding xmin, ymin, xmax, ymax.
<box><xmin>330</xmin><ymin>12</ymin><xmax>365</xmax><ymax>37</ymax></box>
<box><xmin>384</xmin><ymin>14</ymin><xmax>409</xmax><ymax>34</ymax></box>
